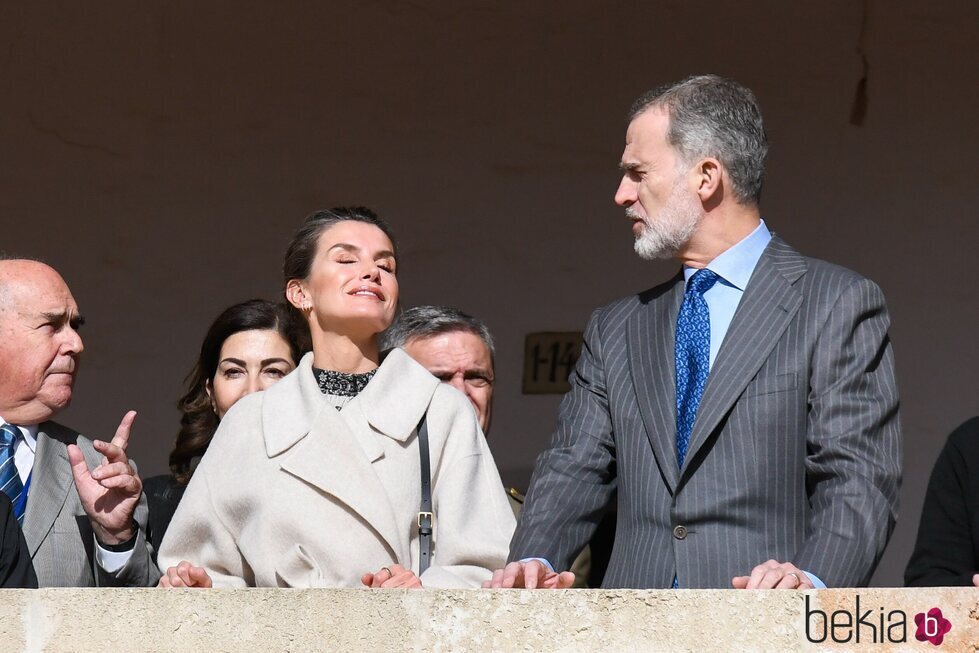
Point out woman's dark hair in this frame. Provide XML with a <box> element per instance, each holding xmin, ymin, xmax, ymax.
<box><xmin>168</xmin><ymin>299</ymin><xmax>309</xmax><ymax>485</ymax></box>
<box><xmin>283</xmin><ymin>206</ymin><xmax>398</xmax><ymax>283</ymax></box>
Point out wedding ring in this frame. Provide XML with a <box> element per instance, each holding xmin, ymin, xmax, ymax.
<box><xmin>381</xmin><ymin>566</ymin><xmax>393</xmax><ymax>577</ymax></box>
<box><xmin>787</xmin><ymin>572</ymin><xmax>801</xmax><ymax>587</ymax></box>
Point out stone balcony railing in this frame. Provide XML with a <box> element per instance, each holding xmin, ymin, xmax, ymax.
<box><xmin>1</xmin><ymin>587</ymin><xmax>976</xmax><ymax>651</ymax></box>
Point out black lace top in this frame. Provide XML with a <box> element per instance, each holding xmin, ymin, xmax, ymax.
<box><xmin>312</xmin><ymin>366</ymin><xmax>377</xmax><ymax>410</ymax></box>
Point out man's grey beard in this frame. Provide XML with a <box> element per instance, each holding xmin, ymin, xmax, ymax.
<box><xmin>629</xmin><ymin>182</ymin><xmax>703</xmax><ymax>260</ymax></box>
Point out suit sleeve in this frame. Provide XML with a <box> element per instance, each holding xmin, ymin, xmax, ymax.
<box><xmin>904</xmin><ymin>418</ymin><xmax>979</xmax><ymax>586</ymax></box>
<box><xmin>507</xmin><ymin>309</ymin><xmax>618</xmax><ymax>571</ymax></box>
<box><xmin>419</xmin><ymin>387</ymin><xmax>515</xmax><ymax>588</ymax></box>
<box><xmin>794</xmin><ymin>278</ymin><xmax>902</xmax><ymax>587</ymax></box>
<box><xmin>0</xmin><ymin>493</ymin><xmax>38</xmax><ymax>588</ymax></box>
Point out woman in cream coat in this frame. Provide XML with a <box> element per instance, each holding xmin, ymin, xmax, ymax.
<box><xmin>158</xmin><ymin>207</ymin><xmax>515</xmax><ymax>588</ymax></box>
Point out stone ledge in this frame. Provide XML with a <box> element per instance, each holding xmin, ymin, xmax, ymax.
<box><xmin>0</xmin><ymin>588</ymin><xmax>976</xmax><ymax>652</ymax></box>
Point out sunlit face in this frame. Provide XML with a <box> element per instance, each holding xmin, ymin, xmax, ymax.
<box><xmin>403</xmin><ymin>331</ymin><xmax>494</xmax><ymax>435</ymax></box>
<box><xmin>614</xmin><ymin>107</ymin><xmax>704</xmax><ymax>260</ymax></box>
<box><xmin>0</xmin><ymin>261</ymin><xmax>84</xmax><ymax>424</ymax></box>
<box><xmin>206</xmin><ymin>329</ymin><xmax>295</xmax><ymax>419</ymax></box>
<box><xmin>292</xmin><ymin>221</ymin><xmax>399</xmax><ymax>338</ymax></box>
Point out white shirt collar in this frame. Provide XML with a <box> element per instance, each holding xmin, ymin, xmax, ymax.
<box><xmin>0</xmin><ymin>416</ymin><xmax>39</xmax><ymax>453</ymax></box>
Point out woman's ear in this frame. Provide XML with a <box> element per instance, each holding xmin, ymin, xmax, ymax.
<box><xmin>286</xmin><ymin>279</ymin><xmax>311</xmax><ymax>311</ymax></box>
<box><xmin>205</xmin><ymin>379</ymin><xmax>218</xmax><ymax>416</ymax></box>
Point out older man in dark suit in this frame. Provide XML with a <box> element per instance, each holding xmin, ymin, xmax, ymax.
<box><xmin>488</xmin><ymin>75</ymin><xmax>901</xmax><ymax>590</ymax></box>
<box><xmin>0</xmin><ymin>256</ymin><xmax>158</xmax><ymax>586</ymax></box>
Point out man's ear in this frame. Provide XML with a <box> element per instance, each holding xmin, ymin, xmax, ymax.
<box><xmin>693</xmin><ymin>157</ymin><xmax>723</xmax><ymax>203</ymax></box>
<box><xmin>285</xmin><ymin>279</ymin><xmax>309</xmax><ymax>311</ymax></box>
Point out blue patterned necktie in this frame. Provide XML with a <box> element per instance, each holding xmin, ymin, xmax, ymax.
<box><xmin>674</xmin><ymin>268</ymin><xmax>719</xmax><ymax>470</ymax></box>
<box><xmin>1</xmin><ymin>424</ymin><xmax>26</xmax><ymax>525</ymax></box>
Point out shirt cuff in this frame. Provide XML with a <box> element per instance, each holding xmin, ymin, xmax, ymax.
<box><xmin>520</xmin><ymin>557</ymin><xmax>555</xmax><ymax>573</ymax></box>
<box><xmin>803</xmin><ymin>570</ymin><xmax>827</xmax><ymax>589</ymax></box>
<box><xmin>96</xmin><ymin>545</ymin><xmax>136</xmax><ymax>573</ymax></box>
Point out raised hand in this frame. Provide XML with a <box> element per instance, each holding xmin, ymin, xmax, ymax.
<box><xmin>482</xmin><ymin>560</ymin><xmax>576</xmax><ymax>589</ymax></box>
<box><xmin>68</xmin><ymin>410</ymin><xmax>142</xmax><ymax>545</ymax></box>
<box><xmin>158</xmin><ymin>561</ymin><xmax>213</xmax><ymax>588</ymax></box>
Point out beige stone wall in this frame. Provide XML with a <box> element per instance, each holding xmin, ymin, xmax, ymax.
<box><xmin>0</xmin><ymin>588</ymin><xmax>976</xmax><ymax>652</ymax></box>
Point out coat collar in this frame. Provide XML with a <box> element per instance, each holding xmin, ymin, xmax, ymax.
<box><xmin>261</xmin><ymin>348</ymin><xmax>439</xmax><ymax>562</ymax></box>
<box><xmin>263</xmin><ymin>348</ymin><xmax>438</xmax><ymax>458</ymax></box>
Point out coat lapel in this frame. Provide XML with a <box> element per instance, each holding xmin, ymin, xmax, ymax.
<box><xmin>628</xmin><ymin>274</ymin><xmax>685</xmax><ymax>493</ymax></box>
<box><xmin>22</xmin><ymin>425</ymin><xmax>73</xmax><ymax>556</ymax></box>
<box><xmin>266</xmin><ymin>349</ymin><xmax>438</xmax><ymax>563</ymax></box>
<box><xmin>279</xmin><ymin>405</ymin><xmax>406</xmax><ymax>559</ymax></box>
<box><xmin>680</xmin><ymin>237</ymin><xmax>807</xmax><ymax>478</ymax></box>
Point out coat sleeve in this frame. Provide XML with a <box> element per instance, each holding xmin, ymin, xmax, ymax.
<box><xmin>793</xmin><ymin>277</ymin><xmax>902</xmax><ymax>587</ymax></box>
<box><xmin>419</xmin><ymin>387</ymin><xmax>516</xmax><ymax>588</ymax></box>
<box><xmin>904</xmin><ymin>418</ymin><xmax>979</xmax><ymax>586</ymax></box>
<box><xmin>507</xmin><ymin>308</ymin><xmax>618</xmax><ymax>572</ymax></box>
<box><xmin>157</xmin><ymin>468</ymin><xmax>249</xmax><ymax>588</ymax></box>
<box><xmin>157</xmin><ymin>413</ymin><xmax>252</xmax><ymax>588</ymax></box>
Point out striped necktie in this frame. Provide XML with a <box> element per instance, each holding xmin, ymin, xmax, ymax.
<box><xmin>0</xmin><ymin>423</ymin><xmax>26</xmax><ymax>525</ymax></box>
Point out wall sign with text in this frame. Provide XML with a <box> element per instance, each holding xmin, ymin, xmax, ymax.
<box><xmin>522</xmin><ymin>331</ymin><xmax>583</xmax><ymax>394</ymax></box>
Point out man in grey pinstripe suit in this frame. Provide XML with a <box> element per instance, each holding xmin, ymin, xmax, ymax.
<box><xmin>488</xmin><ymin>75</ymin><xmax>901</xmax><ymax>590</ymax></box>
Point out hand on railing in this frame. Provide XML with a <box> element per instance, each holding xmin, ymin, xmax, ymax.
<box><xmin>361</xmin><ymin>564</ymin><xmax>423</xmax><ymax>589</ymax></box>
<box><xmin>482</xmin><ymin>561</ymin><xmax>575</xmax><ymax>589</ymax></box>
<box><xmin>158</xmin><ymin>560</ymin><xmax>213</xmax><ymax>588</ymax></box>
<box><xmin>732</xmin><ymin>560</ymin><xmax>814</xmax><ymax>590</ymax></box>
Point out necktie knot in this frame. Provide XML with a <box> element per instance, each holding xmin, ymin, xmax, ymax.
<box><xmin>686</xmin><ymin>268</ymin><xmax>719</xmax><ymax>296</ymax></box>
<box><xmin>1</xmin><ymin>423</ymin><xmax>26</xmax><ymax>525</ymax></box>
<box><xmin>0</xmin><ymin>424</ymin><xmax>20</xmax><ymax>448</ymax></box>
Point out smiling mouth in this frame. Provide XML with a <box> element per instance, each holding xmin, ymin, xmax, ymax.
<box><xmin>351</xmin><ymin>288</ymin><xmax>384</xmax><ymax>300</ymax></box>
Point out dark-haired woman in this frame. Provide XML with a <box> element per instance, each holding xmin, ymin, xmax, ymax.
<box><xmin>143</xmin><ymin>299</ymin><xmax>307</xmax><ymax>560</ymax></box>
<box><xmin>159</xmin><ymin>207</ymin><xmax>514</xmax><ymax>588</ymax></box>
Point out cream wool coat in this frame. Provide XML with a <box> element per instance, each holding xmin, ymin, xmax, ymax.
<box><xmin>159</xmin><ymin>348</ymin><xmax>515</xmax><ymax>588</ymax></box>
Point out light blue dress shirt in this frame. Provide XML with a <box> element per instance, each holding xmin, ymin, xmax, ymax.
<box><xmin>683</xmin><ymin>219</ymin><xmax>771</xmax><ymax>368</ymax></box>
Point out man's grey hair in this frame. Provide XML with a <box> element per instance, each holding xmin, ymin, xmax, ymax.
<box><xmin>381</xmin><ymin>305</ymin><xmax>495</xmax><ymax>361</ymax></box>
<box><xmin>629</xmin><ymin>74</ymin><xmax>768</xmax><ymax>206</ymax></box>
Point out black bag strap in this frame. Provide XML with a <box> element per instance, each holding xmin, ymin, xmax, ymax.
<box><xmin>416</xmin><ymin>412</ymin><xmax>434</xmax><ymax>575</ymax></box>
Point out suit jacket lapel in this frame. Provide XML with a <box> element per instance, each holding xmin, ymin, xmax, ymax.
<box><xmin>681</xmin><ymin>237</ymin><xmax>807</xmax><ymax>477</ymax></box>
<box><xmin>628</xmin><ymin>274</ymin><xmax>685</xmax><ymax>493</ymax></box>
<box><xmin>22</xmin><ymin>425</ymin><xmax>73</xmax><ymax>556</ymax></box>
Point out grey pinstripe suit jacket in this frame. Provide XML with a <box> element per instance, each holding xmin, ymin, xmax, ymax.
<box><xmin>509</xmin><ymin>237</ymin><xmax>902</xmax><ymax>588</ymax></box>
<box><xmin>22</xmin><ymin>421</ymin><xmax>159</xmax><ymax>587</ymax></box>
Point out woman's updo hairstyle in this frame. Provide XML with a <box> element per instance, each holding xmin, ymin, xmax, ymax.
<box><xmin>283</xmin><ymin>206</ymin><xmax>399</xmax><ymax>283</ymax></box>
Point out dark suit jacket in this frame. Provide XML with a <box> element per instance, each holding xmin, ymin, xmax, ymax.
<box><xmin>905</xmin><ymin>417</ymin><xmax>979</xmax><ymax>586</ymax></box>
<box><xmin>509</xmin><ymin>236</ymin><xmax>902</xmax><ymax>588</ymax></box>
<box><xmin>0</xmin><ymin>493</ymin><xmax>37</xmax><ymax>588</ymax></box>
<box><xmin>143</xmin><ymin>473</ymin><xmax>186</xmax><ymax>565</ymax></box>
<box><xmin>22</xmin><ymin>421</ymin><xmax>160</xmax><ymax>586</ymax></box>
